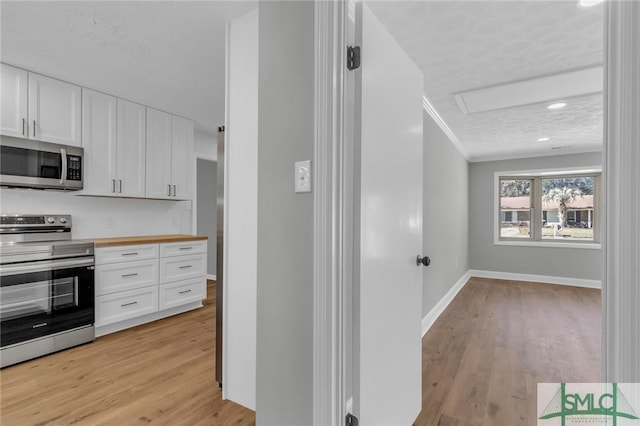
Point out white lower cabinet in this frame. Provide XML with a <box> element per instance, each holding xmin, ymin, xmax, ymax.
<box><xmin>96</xmin><ymin>285</ymin><xmax>159</xmax><ymax>327</ymax></box>
<box><xmin>96</xmin><ymin>259</ymin><xmax>159</xmax><ymax>296</ymax></box>
<box><xmin>94</xmin><ymin>239</ymin><xmax>207</xmax><ymax>335</ymax></box>
<box><xmin>159</xmin><ymin>278</ymin><xmax>206</xmax><ymax>310</ymax></box>
<box><xmin>160</xmin><ymin>254</ymin><xmax>206</xmax><ymax>283</ymax></box>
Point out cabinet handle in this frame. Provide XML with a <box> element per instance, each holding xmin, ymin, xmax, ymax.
<box><xmin>33</xmin><ymin>120</ymin><xmax>36</xmax><ymax>138</ymax></box>
<box><xmin>167</xmin><ymin>185</ymin><xmax>171</xmax><ymax>196</ymax></box>
<box><xmin>179</xmin><ymin>247</ymin><xmax>193</xmax><ymax>251</ymax></box>
<box><xmin>178</xmin><ymin>289</ymin><xmax>192</xmax><ymax>295</ymax></box>
<box><xmin>32</xmin><ymin>322</ymin><xmax>48</xmax><ymax>328</ymax></box>
<box><xmin>173</xmin><ymin>185</ymin><xmax>177</xmax><ymax>197</ymax></box>
<box><xmin>119</xmin><ymin>179</ymin><xmax>123</xmax><ymax>193</ymax></box>
<box><xmin>22</xmin><ymin>118</ymin><xmax>26</xmax><ymax>136</ymax></box>
<box><xmin>112</xmin><ymin>179</ymin><xmax>116</xmax><ymax>193</ymax></box>
<box><xmin>121</xmin><ymin>301</ymin><xmax>138</xmax><ymax>307</ymax></box>
<box><xmin>121</xmin><ymin>252</ymin><xmax>139</xmax><ymax>256</ymax></box>
<box><xmin>179</xmin><ymin>265</ymin><xmax>192</xmax><ymax>269</ymax></box>
<box><xmin>121</xmin><ymin>273</ymin><xmax>139</xmax><ymax>278</ymax></box>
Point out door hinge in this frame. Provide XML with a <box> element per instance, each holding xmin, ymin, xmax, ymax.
<box><xmin>347</xmin><ymin>46</ymin><xmax>361</xmax><ymax>71</ymax></box>
<box><xmin>346</xmin><ymin>413</ymin><xmax>359</xmax><ymax>426</ymax></box>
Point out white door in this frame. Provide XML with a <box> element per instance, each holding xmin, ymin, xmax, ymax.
<box><xmin>171</xmin><ymin>115</ymin><xmax>194</xmax><ymax>200</ymax></box>
<box><xmin>354</xmin><ymin>4</ymin><xmax>424</xmax><ymax>425</ymax></box>
<box><xmin>28</xmin><ymin>72</ymin><xmax>82</xmax><ymax>146</ymax></box>
<box><xmin>145</xmin><ymin>108</ymin><xmax>172</xmax><ymax>199</ymax></box>
<box><xmin>0</xmin><ymin>64</ymin><xmax>28</xmax><ymax>138</ymax></box>
<box><xmin>82</xmin><ymin>89</ymin><xmax>117</xmax><ymax>196</ymax></box>
<box><xmin>116</xmin><ymin>99</ymin><xmax>146</xmax><ymax>197</ymax></box>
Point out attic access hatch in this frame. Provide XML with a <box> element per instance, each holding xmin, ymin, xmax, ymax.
<box><xmin>454</xmin><ymin>65</ymin><xmax>603</xmax><ymax>115</ymax></box>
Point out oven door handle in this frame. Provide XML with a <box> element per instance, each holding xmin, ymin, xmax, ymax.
<box><xmin>0</xmin><ymin>257</ymin><xmax>94</xmax><ymax>277</ymax></box>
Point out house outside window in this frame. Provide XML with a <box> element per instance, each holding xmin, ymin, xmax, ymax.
<box><xmin>495</xmin><ymin>168</ymin><xmax>601</xmax><ymax>248</ymax></box>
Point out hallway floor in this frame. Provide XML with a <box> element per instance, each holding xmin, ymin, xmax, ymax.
<box><xmin>414</xmin><ymin>277</ymin><xmax>601</xmax><ymax>426</ymax></box>
<box><xmin>0</xmin><ymin>278</ymin><xmax>600</xmax><ymax>425</ymax></box>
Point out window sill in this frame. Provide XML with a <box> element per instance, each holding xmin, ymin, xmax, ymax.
<box><xmin>494</xmin><ymin>240</ymin><xmax>601</xmax><ymax>250</ymax></box>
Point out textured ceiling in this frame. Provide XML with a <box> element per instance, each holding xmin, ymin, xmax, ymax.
<box><xmin>367</xmin><ymin>0</ymin><xmax>604</xmax><ymax>161</ymax></box>
<box><xmin>2</xmin><ymin>1</ymin><xmax>604</xmax><ymax>160</ymax></box>
<box><xmin>1</xmin><ymin>1</ymin><xmax>256</xmax><ymax>136</ymax></box>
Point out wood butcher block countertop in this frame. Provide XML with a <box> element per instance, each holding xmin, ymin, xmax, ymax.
<box><xmin>87</xmin><ymin>234</ymin><xmax>208</xmax><ymax>247</ymax></box>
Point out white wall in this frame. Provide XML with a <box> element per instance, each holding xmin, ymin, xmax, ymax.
<box><xmin>196</xmin><ymin>159</ymin><xmax>217</xmax><ymax>275</ymax></box>
<box><xmin>469</xmin><ymin>152</ymin><xmax>602</xmax><ymax>281</ymax></box>
<box><xmin>422</xmin><ymin>110</ymin><xmax>469</xmax><ymax>316</ymax></box>
<box><xmin>255</xmin><ymin>2</ymin><xmax>315</xmax><ymax>424</ymax></box>
<box><xmin>194</xmin><ymin>129</ymin><xmax>217</xmax><ymax>161</ymax></box>
<box><xmin>223</xmin><ymin>7</ymin><xmax>258</xmax><ymax>411</ymax></box>
<box><xmin>0</xmin><ymin>188</ymin><xmax>192</xmax><ymax>239</ymax></box>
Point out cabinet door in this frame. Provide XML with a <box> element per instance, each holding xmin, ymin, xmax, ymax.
<box><xmin>82</xmin><ymin>89</ymin><xmax>117</xmax><ymax>195</ymax></box>
<box><xmin>1</xmin><ymin>64</ymin><xmax>28</xmax><ymax>138</ymax></box>
<box><xmin>95</xmin><ymin>244</ymin><xmax>159</xmax><ymax>265</ymax></box>
<box><xmin>159</xmin><ymin>253</ymin><xmax>206</xmax><ymax>284</ymax></box>
<box><xmin>116</xmin><ymin>99</ymin><xmax>146</xmax><ymax>197</ymax></box>
<box><xmin>28</xmin><ymin>72</ymin><xmax>82</xmax><ymax>146</ymax></box>
<box><xmin>95</xmin><ymin>259</ymin><xmax>159</xmax><ymax>296</ymax></box>
<box><xmin>95</xmin><ymin>285</ymin><xmax>159</xmax><ymax>327</ymax></box>
<box><xmin>159</xmin><ymin>277</ymin><xmax>206</xmax><ymax>310</ymax></box>
<box><xmin>145</xmin><ymin>108</ymin><xmax>172</xmax><ymax>199</ymax></box>
<box><xmin>171</xmin><ymin>115</ymin><xmax>194</xmax><ymax>200</ymax></box>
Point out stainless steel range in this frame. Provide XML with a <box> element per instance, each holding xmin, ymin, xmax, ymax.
<box><xmin>0</xmin><ymin>215</ymin><xmax>95</xmax><ymax>368</ymax></box>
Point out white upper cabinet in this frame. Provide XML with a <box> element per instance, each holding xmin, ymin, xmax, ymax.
<box><xmin>82</xmin><ymin>88</ymin><xmax>117</xmax><ymax>196</ymax></box>
<box><xmin>82</xmin><ymin>92</ymin><xmax>146</xmax><ymax>197</ymax></box>
<box><xmin>1</xmin><ymin>65</ymin><xmax>81</xmax><ymax>146</ymax></box>
<box><xmin>116</xmin><ymin>99</ymin><xmax>147</xmax><ymax>197</ymax></box>
<box><xmin>171</xmin><ymin>115</ymin><xmax>194</xmax><ymax>200</ymax></box>
<box><xmin>145</xmin><ymin>108</ymin><xmax>173</xmax><ymax>198</ymax></box>
<box><xmin>1</xmin><ymin>64</ymin><xmax>28</xmax><ymax>138</ymax></box>
<box><xmin>145</xmin><ymin>108</ymin><xmax>193</xmax><ymax>200</ymax></box>
<box><xmin>28</xmin><ymin>72</ymin><xmax>82</xmax><ymax>147</ymax></box>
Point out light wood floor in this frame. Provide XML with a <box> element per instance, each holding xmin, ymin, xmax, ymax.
<box><xmin>1</xmin><ymin>278</ymin><xmax>601</xmax><ymax>426</ymax></box>
<box><xmin>0</xmin><ymin>280</ymin><xmax>256</xmax><ymax>426</ymax></box>
<box><xmin>414</xmin><ymin>277</ymin><xmax>601</xmax><ymax>426</ymax></box>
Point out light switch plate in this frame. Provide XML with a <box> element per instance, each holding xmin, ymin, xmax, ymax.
<box><xmin>295</xmin><ymin>160</ymin><xmax>312</xmax><ymax>193</ymax></box>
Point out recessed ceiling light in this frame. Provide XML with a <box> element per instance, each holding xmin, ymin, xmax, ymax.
<box><xmin>578</xmin><ymin>0</ymin><xmax>605</xmax><ymax>8</ymax></box>
<box><xmin>547</xmin><ymin>102</ymin><xmax>567</xmax><ymax>110</ymax></box>
<box><xmin>537</xmin><ymin>137</ymin><xmax>551</xmax><ymax>142</ymax></box>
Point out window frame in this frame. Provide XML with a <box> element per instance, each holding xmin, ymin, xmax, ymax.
<box><xmin>494</xmin><ymin>167</ymin><xmax>602</xmax><ymax>249</ymax></box>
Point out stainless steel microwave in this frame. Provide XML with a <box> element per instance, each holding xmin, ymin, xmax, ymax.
<box><xmin>0</xmin><ymin>138</ymin><xmax>83</xmax><ymax>190</ymax></box>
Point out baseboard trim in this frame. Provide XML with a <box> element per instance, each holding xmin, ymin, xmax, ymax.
<box><xmin>468</xmin><ymin>269</ymin><xmax>602</xmax><ymax>289</ymax></box>
<box><xmin>422</xmin><ymin>271</ymin><xmax>471</xmax><ymax>337</ymax></box>
<box><xmin>420</xmin><ymin>269</ymin><xmax>601</xmax><ymax>337</ymax></box>
<box><xmin>206</xmin><ymin>274</ymin><xmax>217</xmax><ymax>281</ymax></box>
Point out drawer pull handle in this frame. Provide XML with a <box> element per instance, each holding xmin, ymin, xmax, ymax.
<box><xmin>122</xmin><ymin>252</ymin><xmax>139</xmax><ymax>256</ymax></box>
<box><xmin>32</xmin><ymin>322</ymin><xmax>48</xmax><ymax>328</ymax></box>
<box><xmin>179</xmin><ymin>265</ymin><xmax>192</xmax><ymax>269</ymax></box>
<box><xmin>179</xmin><ymin>247</ymin><xmax>193</xmax><ymax>251</ymax></box>
<box><xmin>121</xmin><ymin>273</ymin><xmax>139</xmax><ymax>278</ymax></box>
<box><xmin>179</xmin><ymin>289</ymin><xmax>192</xmax><ymax>295</ymax></box>
<box><xmin>121</xmin><ymin>301</ymin><xmax>138</xmax><ymax>307</ymax></box>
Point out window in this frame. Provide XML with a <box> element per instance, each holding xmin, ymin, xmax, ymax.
<box><xmin>495</xmin><ymin>169</ymin><xmax>601</xmax><ymax>247</ymax></box>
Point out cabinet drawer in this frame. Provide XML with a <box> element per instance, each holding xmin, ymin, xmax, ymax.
<box><xmin>96</xmin><ymin>285</ymin><xmax>158</xmax><ymax>327</ymax></box>
<box><xmin>95</xmin><ymin>259</ymin><xmax>159</xmax><ymax>296</ymax></box>
<box><xmin>159</xmin><ymin>278</ymin><xmax>206</xmax><ymax>310</ymax></box>
<box><xmin>159</xmin><ymin>254</ymin><xmax>206</xmax><ymax>283</ymax></box>
<box><xmin>160</xmin><ymin>240</ymin><xmax>206</xmax><ymax>257</ymax></box>
<box><xmin>95</xmin><ymin>244</ymin><xmax>158</xmax><ymax>265</ymax></box>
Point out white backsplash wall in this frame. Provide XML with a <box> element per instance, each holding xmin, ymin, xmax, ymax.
<box><xmin>0</xmin><ymin>188</ymin><xmax>193</xmax><ymax>239</ymax></box>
